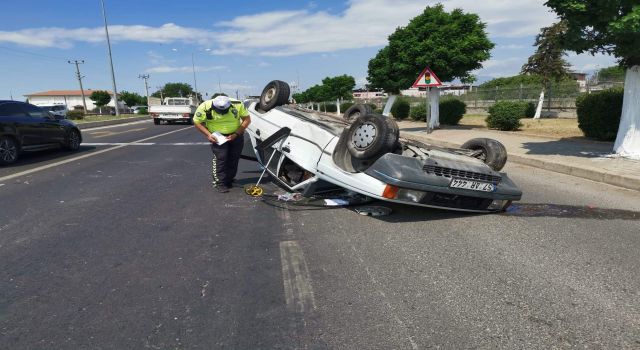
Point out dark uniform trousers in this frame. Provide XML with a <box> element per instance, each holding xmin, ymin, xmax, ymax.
<box><xmin>210</xmin><ymin>133</ymin><xmax>244</xmax><ymax>187</ymax></box>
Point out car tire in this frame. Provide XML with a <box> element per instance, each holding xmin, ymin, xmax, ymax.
<box><xmin>0</xmin><ymin>136</ymin><xmax>19</xmax><ymax>165</ymax></box>
<box><xmin>347</xmin><ymin>114</ymin><xmax>399</xmax><ymax>160</ymax></box>
<box><xmin>63</xmin><ymin>129</ymin><xmax>81</xmax><ymax>151</ymax></box>
<box><xmin>259</xmin><ymin>80</ymin><xmax>290</xmax><ymax>111</ymax></box>
<box><xmin>343</xmin><ymin>104</ymin><xmax>373</xmax><ymax>123</ymax></box>
<box><xmin>461</xmin><ymin>138</ymin><xmax>508</xmax><ymax>171</ymax></box>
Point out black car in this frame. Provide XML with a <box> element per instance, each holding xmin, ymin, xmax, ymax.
<box><xmin>0</xmin><ymin>100</ymin><xmax>82</xmax><ymax>165</ymax></box>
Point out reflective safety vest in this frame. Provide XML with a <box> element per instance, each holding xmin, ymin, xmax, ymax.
<box><xmin>193</xmin><ymin>99</ymin><xmax>248</xmax><ymax>134</ymax></box>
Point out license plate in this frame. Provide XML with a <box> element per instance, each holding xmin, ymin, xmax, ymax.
<box><xmin>449</xmin><ymin>178</ymin><xmax>495</xmax><ymax>192</ymax></box>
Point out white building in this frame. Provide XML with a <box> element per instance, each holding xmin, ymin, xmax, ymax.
<box><xmin>352</xmin><ymin>89</ymin><xmax>387</xmax><ymax>100</ymax></box>
<box><xmin>24</xmin><ymin>89</ymin><xmax>126</xmax><ymax>111</ymax></box>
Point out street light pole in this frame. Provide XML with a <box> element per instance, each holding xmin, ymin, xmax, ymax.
<box><xmin>68</xmin><ymin>60</ymin><xmax>88</xmax><ymax>112</ymax></box>
<box><xmin>138</xmin><ymin>74</ymin><xmax>150</xmax><ymax>106</ymax></box>
<box><xmin>100</xmin><ymin>0</ymin><xmax>119</xmax><ymax>116</ymax></box>
<box><xmin>191</xmin><ymin>53</ymin><xmax>199</xmax><ymax>103</ymax></box>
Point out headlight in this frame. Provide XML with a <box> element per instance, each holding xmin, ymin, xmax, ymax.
<box><xmin>488</xmin><ymin>199</ymin><xmax>511</xmax><ymax>211</ymax></box>
<box><xmin>396</xmin><ymin>188</ymin><xmax>426</xmax><ymax>203</ymax></box>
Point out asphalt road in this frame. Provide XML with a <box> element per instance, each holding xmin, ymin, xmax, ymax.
<box><xmin>1</xmin><ymin>120</ymin><xmax>639</xmax><ymax>349</ymax></box>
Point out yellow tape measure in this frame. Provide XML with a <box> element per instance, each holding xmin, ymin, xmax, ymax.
<box><xmin>244</xmin><ymin>185</ymin><xmax>264</xmax><ymax>197</ymax></box>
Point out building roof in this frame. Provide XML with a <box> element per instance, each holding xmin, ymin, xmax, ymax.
<box><xmin>25</xmin><ymin>89</ymin><xmax>114</xmax><ymax>97</ymax></box>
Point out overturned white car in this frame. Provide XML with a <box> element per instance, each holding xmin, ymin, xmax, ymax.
<box><xmin>243</xmin><ymin>81</ymin><xmax>522</xmax><ymax>212</ymax></box>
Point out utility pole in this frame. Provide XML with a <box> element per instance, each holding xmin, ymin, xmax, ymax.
<box><xmin>138</xmin><ymin>74</ymin><xmax>150</xmax><ymax>106</ymax></box>
<box><xmin>217</xmin><ymin>73</ymin><xmax>222</xmax><ymax>93</ymax></box>
<box><xmin>68</xmin><ymin>60</ymin><xmax>88</xmax><ymax>112</ymax></box>
<box><xmin>156</xmin><ymin>86</ymin><xmax>164</xmax><ymax>101</ymax></box>
<box><xmin>100</xmin><ymin>0</ymin><xmax>119</xmax><ymax>116</ymax></box>
<box><xmin>191</xmin><ymin>53</ymin><xmax>199</xmax><ymax>102</ymax></box>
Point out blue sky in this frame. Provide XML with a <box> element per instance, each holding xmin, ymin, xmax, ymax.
<box><xmin>0</xmin><ymin>0</ymin><xmax>617</xmax><ymax>100</ymax></box>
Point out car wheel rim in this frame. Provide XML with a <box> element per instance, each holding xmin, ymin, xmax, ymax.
<box><xmin>264</xmin><ymin>87</ymin><xmax>276</xmax><ymax>103</ymax></box>
<box><xmin>352</xmin><ymin>123</ymin><xmax>377</xmax><ymax>149</ymax></box>
<box><xmin>70</xmin><ymin>132</ymin><xmax>80</xmax><ymax>149</ymax></box>
<box><xmin>0</xmin><ymin>139</ymin><xmax>17</xmax><ymax>162</ymax></box>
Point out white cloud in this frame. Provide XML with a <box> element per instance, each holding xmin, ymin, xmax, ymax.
<box><xmin>0</xmin><ymin>0</ymin><xmax>558</xmax><ymax>56</ymax></box>
<box><xmin>146</xmin><ymin>65</ymin><xmax>226</xmax><ymax>73</ymax></box>
<box><xmin>566</xmin><ymin>52</ymin><xmax>618</xmax><ymax>72</ymax></box>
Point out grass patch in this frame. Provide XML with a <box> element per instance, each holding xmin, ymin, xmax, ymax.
<box><xmin>458</xmin><ymin>114</ymin><xmax>584</xmax><ymax>139</ymax></box>
<box><xmin>74</xmin><ymin>114</ymin><xmax>148</xmax><ymax>124</ymax></box>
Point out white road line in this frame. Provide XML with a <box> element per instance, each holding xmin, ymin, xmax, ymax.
<box><xmin>280</xmin><ymin>240</ymin><xmax>317</xmax><ymax>313</ymax></box>
<box><xmin>81</xmin><ymin>119</ymin><xmax>151</xmax><ymax>131</ymax></box>
<box><xmin>0</xmin><ymin>127</ymin><xmax>192</xmax><ymax>182</ymax></box>
<box><xmin>82</xmin><ymin>142</ymin><xmax>210</xmax><ymax>146</ymax></box>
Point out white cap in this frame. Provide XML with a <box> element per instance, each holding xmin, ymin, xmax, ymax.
<box><xmin>212</xmin><ymin>96</ymin><xmax>231</xmax><ymax>109</ymax></box>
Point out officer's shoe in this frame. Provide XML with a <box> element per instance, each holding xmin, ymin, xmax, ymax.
<box><xmin>215</xmin><ymin>185</ymin><xmax>230</xmax><ymax>193</ymax></box>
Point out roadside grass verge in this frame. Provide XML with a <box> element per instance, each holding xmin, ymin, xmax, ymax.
<box><xmin>73</xmin><ymin>114</ymin><xmax>148</xmax><ymax>124</ymax></box>
<box><xmin>458</xmin><ymin>114</ymin><xmax>585</xmax><ymax>139</ymax></box>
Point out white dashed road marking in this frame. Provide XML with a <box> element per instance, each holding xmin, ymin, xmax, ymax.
<box><xmin>82</xmin><ymin>142</ymin><xmax>210</xmax><ymax>146</ymax></box>
<box><xmin>280</xmin><ymin>240</ymin><xmax>317</xmax><ymax>313</ymax></box>
<box><xmin>0</xmin><ymin>127</ymin><xmax>192</xmax><ymax>182</ymax></box>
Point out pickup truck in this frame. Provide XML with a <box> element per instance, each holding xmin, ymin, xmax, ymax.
<box><xmin>149</xmin><ymin>97</ymin><xmax>198</xmax><ymax>125</ymax></box>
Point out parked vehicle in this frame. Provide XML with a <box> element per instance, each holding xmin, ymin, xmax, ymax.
<box><xmin>149</xmin><ymin>97</ymin><xmax>197</xmax><ymax>125</ymax></box>
<box><xmin>243</xmin><ymin>81</ymin><xmax>522</xmax><ymax>213</ymax></box>
<box><xmin>38</xmin><ymin>104</ymin><xmax>68</xmax><ymax>119</ymax></box>
<box><xmin>0</xmin><ymin>100</ymin><xmax>82</xmax><ymax>165</ymax></box>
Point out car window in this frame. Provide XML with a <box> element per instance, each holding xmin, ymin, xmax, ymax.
<box><xmin>24</xmin><ymin>104</ymin><xmax>48</xmax><ymax>118</ymax></box>
<box><xmin>0</xmin><ymin>103</ymin><xmax>29</xmax><ymax>117</ymax></box>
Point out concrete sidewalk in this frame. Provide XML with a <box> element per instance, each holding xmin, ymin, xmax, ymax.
<box><xmin>397</xmin><ymin>120</ymin><xmax>640</xmax><ymax>191</ymax></box>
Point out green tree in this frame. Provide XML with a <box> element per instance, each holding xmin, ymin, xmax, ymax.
<box><xmin>521</xmin><ymin>21</ymin><xmax>571</xmax><ymax>84</ymax></box>
<box><xmin>89</xmin><ymin>90</ymin><xmax>111</xmax><ymax>110</ymax></box>
<box><xmin>598</xmin><ymin>66</ymin><xmax>626</xmax><ymax>82</ymax></box>
<box><xmin>521</xmin><ymin>21</ymin><xmax>572</xmax><ymax>115</ymax></box>
<box><xmin>119</xmin><ymin>91</ymin><xmax>145</xmax><ymax>107</ymax></box>
<box><xmin>152</xmin><ymin>83</ymin><xmax>194</xmax><ymax>98</ymax></box>
<box><xmin>545</xmin><ymin>0</ymin><xmax>640</xmax><ymax>158</ymax></box>
<box><xmin>305</xmin><ymin>84</ymin><xmax>329</xmax><ymax>102</ymax></box>
<box><xmin>321</xmin><ymin>75</ymin><xmax>356</xmax><ymax>101</ymax></box>
<box><xmin>292</xmin><ymin>92</ymin><xmax>309</xmax><ymax>103</ymax></box>
<box><xmin>367</xmin><ymin>4</ymin><xmax>494</xmax><ymax>93</ymax></box>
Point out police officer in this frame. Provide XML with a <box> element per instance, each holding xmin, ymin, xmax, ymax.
<box><xmin>193</xmin><ymin>95</ymin><xmax>251</xmax><ymax>193</ymax></box>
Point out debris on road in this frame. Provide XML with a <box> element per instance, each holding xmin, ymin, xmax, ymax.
<box><xmin>355</xmin><ymin>206</ymin><xmax>393</xmax><ymax>216</ymax></box>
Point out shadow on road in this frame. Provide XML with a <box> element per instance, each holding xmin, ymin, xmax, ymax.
<box><xmin>0</xmin><ymin>145</ymin><xmax>98</xmax><ymax>169</ymax></box>
<box><xmin>520</xmin><ymin>139</ymin><xmax>613</xmax><ymax>158</ymax></box>
<box><xmin>503</xmin><ymin>203</ymin><xmax>640</xmax><ymax>220</ymax></box>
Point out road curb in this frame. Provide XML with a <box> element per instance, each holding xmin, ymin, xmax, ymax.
<box><xmin>77</xmin><ymin>116</ymin><xmax>150</xmax><ymax>130</ymax></box>
<box><xmin>401</xmin><ymin>131</ymin><xmax>640</xmax><ymax>192</ymax></box>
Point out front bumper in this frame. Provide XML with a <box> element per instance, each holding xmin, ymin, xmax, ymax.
<box><xmin>364</xmin><ymin>153</ymin><xmax>522</xmax><ymax>211</ymax></box>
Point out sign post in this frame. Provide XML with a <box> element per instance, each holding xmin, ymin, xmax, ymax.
<box><xmin>412</xmin><ymin>67</ymin><xmax>442</xmax><ymax>134</ymax></box>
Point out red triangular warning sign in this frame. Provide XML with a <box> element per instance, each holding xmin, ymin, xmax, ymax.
<box><xmin>412</xmin><ymin>67</ymin><xmax>442</xmax><ymax>88</ymax></box>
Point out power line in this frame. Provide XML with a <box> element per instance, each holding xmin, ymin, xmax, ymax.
<box><xmin>0</xmin><ymin>45</ymin><xmax>67</xmax><ymax>62</ymax></box>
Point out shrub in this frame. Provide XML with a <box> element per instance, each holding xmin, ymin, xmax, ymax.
<box><xmin>525</xmin><ymin>101</ymin><xmax>536</xmax><ymax>118</ymax></box>
<box><xmin>323</xmin><ymin>103</ymin><xmax>337</xmax><ymax>113</ymax></box>
<box><xmin>439</xmin><ymin>99</ymin><xmax>466</xmax><ymax>125</ymax></box>
<box><xmin>576</xmin><ymin>88</ymin><xmax>624</xmax><ymax>141</ymax></box>
<box><xmin>136</xmin><ymin>107</ymin><xmax>148</xmax><ymax>114</ymax></box>
<box><xmin>486</xmin><ymin>101</ymin><xmax>524</xmax><ymax>131</ymax></box>
<box><xmin>410</xmin><ymin>103</ymin><xmax>427</xmax><ymax>121</ymax></box>
<box><xmin>66</xmin><ymin>110</ymin><xmax>85</xmax><ymax>120</ymax></box>
<box><xmin>340</xmin><ymin>101</ymin><xmax>354</xmax><ymax>112</ymax></box>
<box><xmin>391</xmin><ymin>98</ymin><xmax>410</xmax><ymax>120</ymax></box>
